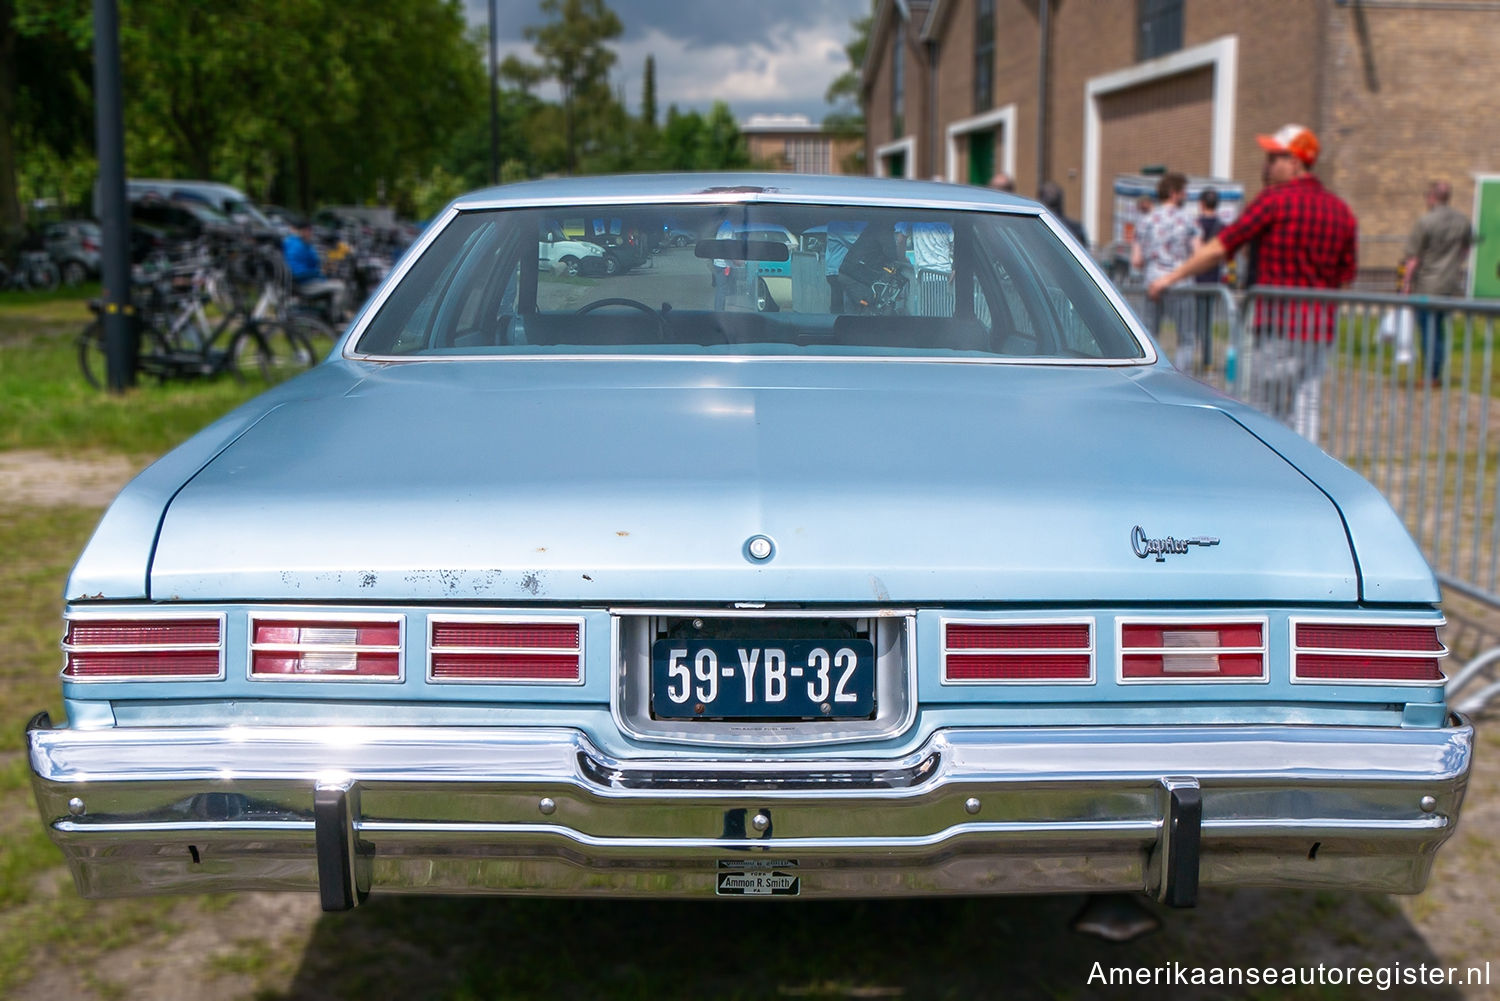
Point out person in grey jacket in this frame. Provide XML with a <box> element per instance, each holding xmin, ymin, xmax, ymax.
<box><xmin>1402</xmin><ymin>180</ymin><xmax>1474</xmax><ymax>385</ymax></box>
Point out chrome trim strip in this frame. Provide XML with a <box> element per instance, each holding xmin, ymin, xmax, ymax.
<box><xmin>939</xmin><ymin>615</ymin><xmax>1096</xmax><ymax>686</ymax></box>
<box><xmin>60</xmin><ymin>609</ymin><xmax>226</xmax><ymax>684</ymax></box>
<box><xmin>1289</xmin><ymin>615</ymin><xmax>1449</xmax><ymax>687</ymax></box>
<box><xmin>1115</xmin><ymin>615</ymin><xmax>1271</xmax><ymax>685</ymax></box>
<box><xmin>426</xmin><ymin>613</ymin><xmax>586</xmax><ymax>686</ymax></box>
<box><xmin>348</xmin><ymin>353</ymin><xmax>1153</xmax><ymax>368</ymax></box>
<box><xmin>246</xmin><ymin>611</ymin><xmax>406</xmax><ymax>684</ymax></box>
<box><xmin>30</xmin><ymin>720</ymin><xmax>1474</xmax><ymax>792</ymax></box>
<box><xmin>54</xmin><ymin>815</ymin><xmax>1452</xmax><ymax>841</ymax></box>
<box><xmin>608</xmin><ymin>607</ymin><xmax>919</xmax><ymax>618</ymax></box>
<box><xmin>452</xmin><ymin>191</ymin><xmax>1038</xmax><ymax>214</ymax></box>
<box><xmin>575</xmin><ymin>750</ymin><xmax>942</xmax><ymax>791</ymax></box>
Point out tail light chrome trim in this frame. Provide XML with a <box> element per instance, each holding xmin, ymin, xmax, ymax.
<box><xmin>247</xmin><ymin>613</ymin><xmax>405</xmax><ymax>683</ymax></box>
<box><xmin>1290</xmin><ymin>617</ymin><xmax>1448</xmax><ymax>686</ymax></box>
<box><xmin>426</xmin><ymin>615</ymin><xmax>586</xmax><ymax>685</ymax></box>
<box><xmin>1115</xmin><ymin>617</ymin><xmax>1269</xmax><ymax>684</ymax></box>
<box><xmin>61</xmin><ymin>611</ymin><xmax>226</xmax><ymax>683</ymax></box>
<box><xmin>940</xmin><ymin>618</ymin><xmax>1096</xmax><ymax>685</ymax></box>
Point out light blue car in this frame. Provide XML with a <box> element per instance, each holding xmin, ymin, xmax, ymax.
<box><xmin>30</xmin><ymin>173</ymin><xmax>1470</xmax><ymax>916</ymax></box>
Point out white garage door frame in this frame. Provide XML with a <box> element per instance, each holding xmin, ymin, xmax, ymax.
<box><xmin>944</xmin><ymin>104</ymin><xmax>1018</xmax><ymax>185</ymax></box>
<box><xmin>874</xmin><ymin>136</ymin><xmax>918</xmax><ymax>178</ymax></box>
<box><xmin>1082</xmin><ymin>35</ymin><xmax>1239</xmax><ymax>247</ymax></box>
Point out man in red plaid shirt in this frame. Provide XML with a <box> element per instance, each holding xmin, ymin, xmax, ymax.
<box><xmin>1148</xmin><ymin>124</ymin><xmax>1358</xmax><ymax>441</ymax></box>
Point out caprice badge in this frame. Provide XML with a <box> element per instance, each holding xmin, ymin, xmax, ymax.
<box><xmin>1132</xmin><ymin>525</ymin><xmax>1220</xmax><ymax>562</ymax></box>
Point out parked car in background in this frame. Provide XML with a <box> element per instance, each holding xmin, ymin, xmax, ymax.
<box><xmin>29</xmin><ymin>174</ymin><xmax>1471</xmax><ymax>918</ymax></box>
<box><xmin>663</xmin><ymin>222</ymin><xmax>699</xmax><ymax>247</ymax></box>
<box><xmin>708</xmin><ymin>221</ymin><xmax>799</xmax><ymax>311</ymax></box>
<box><xmin>120</xmin><ymin>179</ymin><xmax>279</xmax><ymax>244</ymax></box>
<box><xmin>44</xmin><ymin>220</ymin><xmax>101</xmax><ymax>286</ymax></box>
<box><xmin>128</xmin><ymin>196</ymin><xmax>239</xmax><ymax>246</ymax></box>
<box><xmin>538</xmin><ymin>224</ymin><xmax>607</xmax><ymax>276</ymax></box>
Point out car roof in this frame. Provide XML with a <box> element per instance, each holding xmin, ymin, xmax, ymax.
<box><xmin>451</xmin><ymin>172</ymin><xmax>1039</xmax><ymax>214</ymax></box>
<box><xmin>130</xmin><ymin>179</ymin><xmax>246</xmax><ymax>199</ymax></box>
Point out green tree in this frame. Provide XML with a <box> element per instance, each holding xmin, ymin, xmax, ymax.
<box><xmin>500</xmin><ymin>53</ymin><xmax>545</xmax><ymax>94</ymax></box>
<box><xmin>658</xmin><ymin>103</ymin><xmax>748</xmax><ymax>172</ymax></box>
<box><xmin>2</xmin><ymin>0</ymin><xmax>94</xmax><ymax>254</ymax></box>
<box><xmin>521</xmin><ymin>0</ymin><xmax>623</xmax><ymax>174</ymax></box>
<box><xmin>1</xmin><ymin>0</ymin><xmax>484</xmax><ymax>226</ymax></box>
<box><xmin>640</xmin><ymin>54</ymin><xmax>657</xmax><ymax>133</ymax></box>
<box><xmin>824</xmin><ymin>0</ymin><xmax>875</xmax><ymax>174</ymax></box>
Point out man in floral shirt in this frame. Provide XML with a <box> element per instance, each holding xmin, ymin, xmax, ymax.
<box><xmin>1131</xmin><ymin>172</ymin><xmax>1195</xmax><ymax>351</ymax></box>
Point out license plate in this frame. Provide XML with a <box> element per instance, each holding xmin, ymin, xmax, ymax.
<box><xmin>651</xmin><ymin>639</ymin><xmax>876</xmax><ymax>720</ymax></box>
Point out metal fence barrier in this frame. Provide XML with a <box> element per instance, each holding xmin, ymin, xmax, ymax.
<box><xmin>1121</xmin><ymin>282</ymin><xmax>1500</xmax><ymax>713</ymax></box>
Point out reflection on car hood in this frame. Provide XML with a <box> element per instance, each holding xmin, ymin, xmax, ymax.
<box><xmin>148</xmin><ymin>361</ymin><xmax>1362</xmax><ymax>603</ymax></box>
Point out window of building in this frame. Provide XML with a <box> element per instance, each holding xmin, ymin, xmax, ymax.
<box><xmin>892</xmin><ymin>32</ymin><xmax>905</xmax><ymax>137</ymax></box>
<box><xmin>1137</xmin><ymin>0</ymin><xmax>1183</xmax><ymax>61</ymax></box>
<box><xmin>783</xmin><ymin>137</ymin><xmax>831</xmax><ymax>174</ymax></box>
<box><xmin>975</xmin><ymin>0</ymin><xmax>995</xmax><ymax>112</ymax></box>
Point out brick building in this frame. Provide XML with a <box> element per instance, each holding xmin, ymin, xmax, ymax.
<box><xmin>861</xmin><ymin>0</ymin><xmax>1500</xmax><ymax>269</ymax></box>
<box><xmin>740</xmin><ymin>114</ymin><xmax>865</xmax><ymax>176</ymax></box>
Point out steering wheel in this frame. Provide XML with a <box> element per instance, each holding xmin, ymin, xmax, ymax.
<box><xmin>575</xmin><ymin>297</ymin><xmax>666</xmax><ymax>341</ymax></box>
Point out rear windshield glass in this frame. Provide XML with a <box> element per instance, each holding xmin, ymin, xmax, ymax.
<box><xmin>353</xmin><ymin>203</ymin><xmax>1144</xmax><ymax>361</ymax></box>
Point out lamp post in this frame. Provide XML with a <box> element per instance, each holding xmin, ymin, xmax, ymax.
<box><xmin>93</xmin><ymin>0</ymin><xmax>136</xmax><ymax>391</ymax></box>
<box><xmin>488</xmin><ymin>0</ymin><xmax>499</xmax><ymax>186</ymax></box>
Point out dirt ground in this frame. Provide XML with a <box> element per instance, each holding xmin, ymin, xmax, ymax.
<box><xmin>0</xmin><ymin>450</ymin><xmax>144</xmax><ymax>508</ymax></box>
<box><xmin>5</xmin><ymin>452</ymin><xmax>1497</xmax><ymax>1000</ymax></box>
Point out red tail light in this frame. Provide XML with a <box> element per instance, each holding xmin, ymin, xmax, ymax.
<box><xmin>1293</xmin><ymin>621</ymin><xmax>1445</xmax><ymax>684</ymax></box>
<box><xmin>250</xmin><ymin>616</ymin><xmax>402</xmax><ymax>680</ymax></box>
<box><xmin>942</xmin><ymin>620</ymin><xmax>1094</xmax><ymax>683</ymax></box>
<box><xmin>429</xmin><ymin>618</ymin><xmax>584</xmax><ymax>683</ymax></box>
<box><xmin>1119</xmin><ymin>620</ymin><xmax>1266</xmax><ymax>682</ymax></box>
<box><xmin>63</xmin><ymin>614</ymin><xmax>224</xmax><ymax>680</ymax></box>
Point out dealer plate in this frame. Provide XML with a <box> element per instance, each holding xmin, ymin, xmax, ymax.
<box><xmin>716</xmin><ymin>859</ymin><xmax>801</xmax><ymax>896</ymax></box>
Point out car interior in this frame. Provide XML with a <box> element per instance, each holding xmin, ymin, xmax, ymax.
<box><xmin>353</xmin><ymin>203</ymin><xmax>1145</xmax><ymax>361</ymax></box>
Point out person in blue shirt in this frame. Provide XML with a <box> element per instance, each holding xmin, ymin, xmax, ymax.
<box><xmin>282</xmin><ymin>220</ymin><xmax>348</xmax><ymax>322</ymax></box>
<box><xmin>824</xmin><ymin>219</ymin><xmax>867</xmax><ymax>313</ymax></box>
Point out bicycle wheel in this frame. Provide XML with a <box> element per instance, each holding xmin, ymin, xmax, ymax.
<box><xmin>32</xmin><ymin>261</ymin><xmax>61</xmax><ymax>292</ymax></box>
<box><xmin>231</xmin><ymin>322</ymin><xmax>312</xmax><ymax>386</ymax></box>
<box><xmin>286</xmin><ymin>313</ymin><xmax>336</xmax><ymax>361</ymax></box>
<box><xmin>77</xmin><ymin>319</ymin><xmax>107</xmax><ymax>389</ymax></box>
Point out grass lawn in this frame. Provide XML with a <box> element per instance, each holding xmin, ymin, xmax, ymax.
<box><xmin>0</xmin><ymin>286</ymin><xmax>275</xmax><ymax>458</ymax></box>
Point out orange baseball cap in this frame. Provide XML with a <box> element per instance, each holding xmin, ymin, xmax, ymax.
<box><xmin>1257</xmin><ymin>124</ymin><xmax>1319</xmax><ymax>166</ymax></box>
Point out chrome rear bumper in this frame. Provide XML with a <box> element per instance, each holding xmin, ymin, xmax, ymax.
<box><xmin>27</xmin><ymin>713</ymin><xmax>1473</xmax><ymax>909</ymax></box>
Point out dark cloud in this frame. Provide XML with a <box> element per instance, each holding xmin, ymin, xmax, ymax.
<box><xmin>468</xmin><ymin>0</ymin><xmax>866</xmax><ymax>52</ymax></box>
<box><xmin>466</xmin><ymin>0</ymin><xmax>869</xmax><ymax>121</ymax></box>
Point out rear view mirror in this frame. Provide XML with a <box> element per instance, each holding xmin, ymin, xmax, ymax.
<box><xmin>695</xmin><ymin>239</ymin><xmax>790</xmax><ymax>263</ymax></box>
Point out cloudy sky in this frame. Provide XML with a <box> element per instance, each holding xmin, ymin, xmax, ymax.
<box><xmin>463</xmin><ymin>0</ymin><xmax>871</xmax><ymax>123</ymax></box>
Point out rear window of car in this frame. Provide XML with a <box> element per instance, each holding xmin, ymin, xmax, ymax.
<box><xmin>352</xmin><ymin>202</ymin><xmax>1145</xmax><ymax>362</ymax></box>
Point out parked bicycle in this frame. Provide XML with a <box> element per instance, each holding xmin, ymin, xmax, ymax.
<box><xmin>0</xmin><ymin>250</ymin><xmax>62</xmax><ymax>292</ymax></box>
<box><xmin>78</xmin><ymin>244</ymin><xmax>316</xmax><ymax>389</ymax></box>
